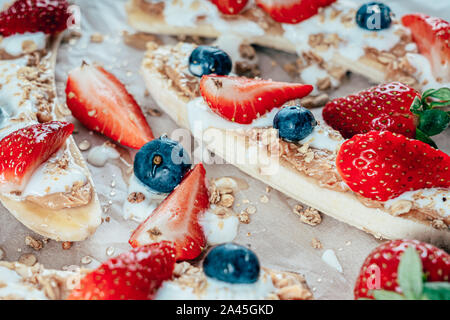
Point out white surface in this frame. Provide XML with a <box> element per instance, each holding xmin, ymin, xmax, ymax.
<box><xmin>0</xmin><ymin>0</ymin><xmax>448</xmax><ymax>300</ymax></box>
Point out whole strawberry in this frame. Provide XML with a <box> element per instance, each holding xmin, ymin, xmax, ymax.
<box><xmin>323</xmin><ymin>82</ymin><xmax>450</xmax><ymax>147</ymax></box>
<box><xmin>355</xmin><ymin>240</ymin><xmax>449</xmax><ymax>300</ymax></box>
<box><xmin>336</xmin><ymin>130</ymin><xmax>450</xmax><ymax>202</ymax></box>
<box><xmin>68</xmin><ymin>241</ymin><xmax>176</xmax><ymax>300</ymax></box>
<box><xmin>0</xmin><ymin>0</ymin><xmax>70</xmax><ymax>37</ymax></box>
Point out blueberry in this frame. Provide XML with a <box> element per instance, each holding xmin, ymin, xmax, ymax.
<box><xmin>134</xmin><ymin>136</ymin><xmax>191</xmax><ymax>194</ymax></box>
<box><xmin>203</xmin><ymin>243</ymin><xmax>260</xmax><ymax>284</ymax></box>
<box><xmin>189</xmin><ymin>46</ymin><xmax>232</xmax><ymax>77</ymax></box>
<box><xmin>356</xmin><ymin>2</ymin><xmax>392</xmax><ymax>31</ymax></box>
<box><xmin>273</xmin><ymin>105</ymin><xmax>317</xmax><ymax>142</ymax></box>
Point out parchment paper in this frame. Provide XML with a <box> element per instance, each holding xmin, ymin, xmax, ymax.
<box><xmin>0</xmin><ymin>0</ymin><xmax>448</xmax><ymax>300</ymax></box>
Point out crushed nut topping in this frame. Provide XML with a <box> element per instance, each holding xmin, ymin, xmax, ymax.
<box><xmin>294</xmin><ymin>205</ymin><xmax>322</xmax><ymax>226</ymax></box>
<box><xmin>25</xmin><ymin>236</ymin><xmax>43</xmax><ymax>251</ymax></box>
<box><xmin>18</xmin><ymin>254</ymin><xmax>37</xmax><ymax>267</ymax></box>
<box><xmin>128</xmin><ymin>192</ymin><xmax>146</xmax><ymax>203</ymax></box>
<box><xmin>311</xmin><ymin>238</ymin><xmax>323</xmax><ymax>249</ymax></box>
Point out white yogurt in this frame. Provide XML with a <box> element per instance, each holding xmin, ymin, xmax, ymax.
<box><xmin>156</xmin><ymin>271</ymin><xmax>275</xmax><ymax>300</ymax></box>
<box><xmin>0</xmin><ymin>32</ymin><xmax>47</xmax><ymax>56</ymax></box>
<box><xmin>282</xmin><ymin>0</ymin><xmax>402</xmax><ymax>61</ymax></box>
<box><xmin>164</xmin><ymin>0</ymin><xmax>264</xmax><ymax>36</ymax></box>
<box><xmin>123</xmin><ymin>174</ymin><xmax>168</xmax><ymax>222</ymax></box>
<box><xmin>300</xmin><ymin>64</ymin><xmax>340</xmax><ymax>94</ymax></box>
<box><xmin>300</xmin><ymin>124</ymin><xmax>343</xmax><ymax>152</ymax></box>
<box><xmin>21</xmin><ymin>144</ymin><xmax>88</xmax><ymax>198</ymax></box>
<box><xmin>322</xmin><ymin>249</ymin><xmax>343</xmax><ymax>273</ymax></box>
<box><xmin>87</xmin><ymin>143</ymin><xmax>120</xmax><ymax>167</ymax></box>
<box><xmin>384</xmin><ymin>188</ymin><xmax>450</xmax><ymax>217</ymax></box>
<box><xmin>199</xmin><ymin>207</ymin><xmax>240</xmax><ymax>245</ymax></box>
<box><xmin>0</xmin><ymin>266</ymin><xmax>48</xmax><ymax>300</ymax></box>
<box><xmin>406</xmin><ymin>53</ymin><xmax>450</xmax><ymax>90</ymax></box>
<box><xmin>0</xmin><ymin>58</ymin><xmax>39</xmax><ymax>122</ymax></box>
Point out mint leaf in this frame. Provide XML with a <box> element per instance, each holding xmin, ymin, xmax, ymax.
<box><xmin>397</xmin><ymin>247</ymin><xmax>424</xmax><ymax>300</ymax></box>
<box><xmin>418</xmin><ymin>109</ymin><xmax>450</xmax><ymax>136</ymax></box>
<box><xmin>415</xmin><ymin>128</ymin><xmax>438</xmax><ymax>149</ymax></box>
<box><xmin>372</xmin><ymin>290</ymin><xmax>405</xmax><ymax>300</ymax></box>
<box><xmin>423</xmin><ymin>282</ymin><xmax>450</xmax><ymax>300</ymax></box>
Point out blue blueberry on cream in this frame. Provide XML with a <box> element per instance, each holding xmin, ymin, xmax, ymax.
<box><xmin>356</xmin><ymin>2</ymin><xmax>392</xmax><ymax>31</ymax></box>
<box><xmin>273</xmin><ymin>105</ymin><xmax>317</xmax><ymax>142</ymax></box>
<box><xmin>203</xmin><ymin>243</ymin><xmax>260</xmax><ymax>284</ymax></box>
<box><xmin>134</xmin><ymin>136</ymin><xmax>191</xmax><ymax>194</ymax></box>
<box><xmin>189</xmin><ymin>46</ymin><xmax>232</xmax><ymax>77</ymax></box>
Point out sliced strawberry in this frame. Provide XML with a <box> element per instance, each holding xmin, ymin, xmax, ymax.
<box><xmin>200</xmin><ymin>75</ymin><xmax>313</xmax><ymax>124</ymax></box>
<box><xmin>0</xmin><ymin>121</ymin><xmax>74</xmax><ymax>193</ymax></box>
<box><xmin>354</xmin><ymin>240</ymin><xmax>450</xmax><ymax>300</ymax></box>
<box><xmin>66</xmin><ymin>64</ymin><xmax>154</xmax><ymax>149</ymax></box>
<box><xmin>402</xmin><ymin>14</ymin><xmax>450</xmax><ymax>81</ymax></box>
<box><xmin>0</xmin><ymin>0</ymin><xmax>70</xmax><ymax>36</ymax></box>
<box><xmin>68</xmin><ymin>241</ymin><xmax>176</xmax><ymax>300</ymax></box>
<box><xmin>336</xmin><ymin>131</ymin><xmax>450</xmax><ymax>202</ymax></box>
<box><xmin>255</xmin><ymin>0</ymin><xmax>336</xmax><ymax>24</ymax></box>
<box><xmin>129</xmin><ymin>164</ymin><xmax>209</xmax><ymax>261</ymax></box>
<box><xmin>323</xmin><ymin>82</ymin><xmax>420</xmax><ymax>139</ymax></box>
<box><xmin>211</xmin><ymin>0</ymin><xmax>248</xmax><ymax>15</ymax></box>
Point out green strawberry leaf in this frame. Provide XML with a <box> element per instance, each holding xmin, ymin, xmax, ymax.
<box><xmin>422</xmin><ymin>282</ymin><xmax>450</xmax><ymax>300</ymax></box>
<box><xmin>415</xmin><ymin>128</ymin><xmax>438</xmax><ymax>149</ymax></box>
<box><xmin>372</xmin><ymin>290</ymin><xmax>405</xmax><ymax>300</ymax></box>
<box><xmin>422</xmin><ymin>87</ymin><xmax>450</xmax><ymax>101</ymax></box>
<box><xmin>410</xmin><ymin>96</ymin><xmax>424</xmax><ymax>114</ymax></box>
<box><xmin>418</xmin><ymin>109</ymin><xmax>450</xmax><ymax>136</ymax></box>
<box><xmin>397</xmin><ymin>247</ymin><xmax>424</xmax><ymax>300</ymax></box>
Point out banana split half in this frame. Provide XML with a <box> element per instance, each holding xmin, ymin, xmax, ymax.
<box><xmin>0</xmin><ymin>10</ymin><xmax>102</xmax><ymax>241</ymax></box>
<box><xmin>0</xmin><ymin>243</ymin><xmax>313</xmax><ymax>300</ymax></box>
<box><xmin>126</xmin><ymin>0</ymin><xmax>450</xmax><ymax>93</ymax></box>
<box><xmin>139</xmin><ymin>41</ymin><xmax>449</xmax><ymax>246</ymax></box>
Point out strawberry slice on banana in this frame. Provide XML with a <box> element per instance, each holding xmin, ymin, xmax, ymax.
<box><xmin>255</xmin><ymin>0</ymin><xmax>336</xmax><ymax>24</ymax></box>
<box><xmin>402</xmin><ymin>14</ymin><xmax>450</xmax><ymax>82</ymax></box>
<box><xmin>68</xmin><ymin>241</ymin><xmax>177</xmax><ymax>300</ymax></box>
<box><xmin>130</xmin><ymin>164</ymin><xmax>209</xmax><ymax>261</ymax></box>
<box><xmin>66</xmin><ymin>63</ymin><xmax>154</xmax><ymax>149</ymax></box>
<box><xmin>200</xmin><ymin>75</ymin><xmax>313</xmax><ymax>124</ymax></box>
<box><xmin>336</xmin><ymin>130</ymin><xmax>450</xmax><ymax>202</ymax></box>
<box><xmin>0</xmin><ymin>0</ymin><xmax>70</xmax><ymax>36</ymax></box>
<box><xmin>0</xmin><ymin>121</ymin><xmax>74</xmax><ymax>193</ymax></box>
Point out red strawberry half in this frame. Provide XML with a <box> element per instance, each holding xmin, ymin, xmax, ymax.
<box><xmin>323</xmin><ymin>82</ymin><xmax>450</xmax><ymax>147</ymax></box>
<box><xmin>68</xmin><ymin>241</ymin><xmax>176</xmax><ymax>300</ymax></box>
<box><xmin>255</xmin><ymin>0</ymin><xmax>336</xmax><ymax>24</ymax></box>
<box><xmin>0</xmin><ymin>0</ymin><xmax>70</xmax><ymax>36</ymax></box>
<box><xmin>0</xmin><ymin>121</ymin><xmax>74</xmax><ymax>193</ymax></box>
<box><xmin>336</xmin><ymin>130</ymin><xmax>450</xmax><ymax>202</ymax></box>
<box><xmin>200</xmin><ymin>75</ymin><xmax>313</xmax><ymax>124</ymax></box>
<box><xmin>355</xmin><ymin>240</ymin><xmax>450</xmax><ymax>300</ymax></box>
<box><xmin>211</xmin><ymin>0</ymin><xmax>248</xmax><ymax>15</ymax></box>
<box><xmin>66</xmin><ymin>63</ymin><xmax>154</xmax><ymax>149</ymax></box>
<box><xmin>129</xmin><ymin>164</ymin><xmax>209</xmax><ymax>261</ymax></box>
<box><xmin>323</xmin><ymin>82</ymin><xmax>419</xmax><ymax>139</ymax></box>
<box><xmin>402</xmin><ymin>14</ymin><xmax>450</xmax><ymax>82</ymax></box>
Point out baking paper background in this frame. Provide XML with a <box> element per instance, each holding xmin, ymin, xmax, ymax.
<box><xmin>0</xmin><ymin>0</ymin><xmax>449</xmax><ymax>300</ymax></box>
